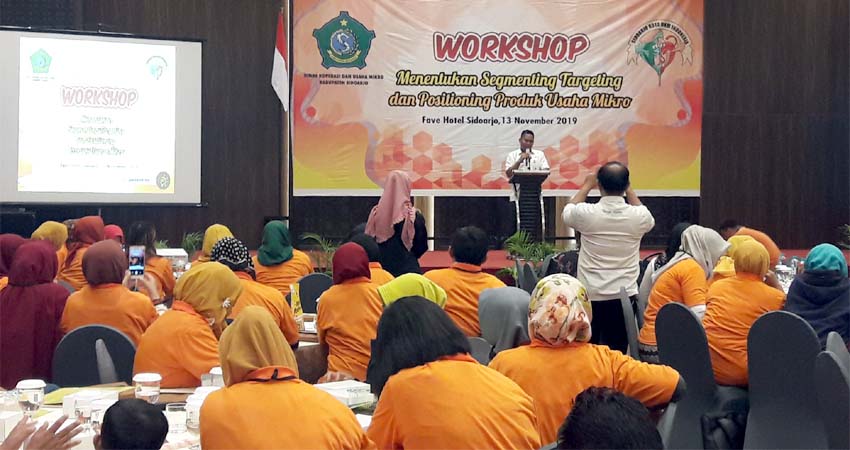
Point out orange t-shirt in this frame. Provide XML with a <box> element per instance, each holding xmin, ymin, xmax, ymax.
<box><xmin>0</xmin><ymin>277</ymin><xmax>7</xmax><ymax>292</ymax></box>
<box><xmin>424</xmin><ymin>263</ymin><xmax>506</xmax><ymax>336</ymax></box>
<box><xmin>200</xmin><ymin>368</ymin><xmax>375</xmax><ymax>450</ymax></box>
<box><xmin>737</xmin><ymin>227</ymin><xmax>781</xmax><ymax>268</ymax></box>
<box><xmin>133</xmin><ymin>302</ymin><xmax>219</xmax><ymax>387</ymax></box>
<box><xmin>367</xmin><ymin>355</ymin><xmax>541</xmax><ymax>450</ymax></box>
<box><xmin>639</xmin><ymin>258</ymin><xmax>708</xmax><ymax>346</ymax></box>
<box><xmin>368</xmin><ymin>262</ymin><xmax>395</xmax><ymax>286</ymax></box>
<box><xmin>704</xmin><ymin>274</ymin><xmax>786</xmax><ymax>386</ymax></box>
<box><xmin>230</xmin><ymin>272</ymin><xmax>299</xmax><ymax>345</ymax></box>
<box><xmin>489</xmin><ymin>342</ymin><xmax>679</xmax><ymax>443</ymax></box>
<box><xmin>142</xmin><ymin>256</ymin><xmax>176</xmax><ymax>299</ymax></box>
<box><xmin>60</xmin><ymin>284</ymin><xmax>157</xmax><ymax>345</ymax></box>
<box><xmin>317</xmin><ymin>277</ymin><xmax>383</xmax><ymax>380</ymax></box>
<box><xmin>253</xmin><ymin>250</ymin><xmax>314</xmax><ymax>296</ymax></box>
<box><xmin>57</xmin><ymin>247</ymin><xmax>90</xmax><ymax>291</ymax></box>
<box><xmin>56</xmin><ymin>246</ymin><xmax>68</xmax><ymax>273</ymax></box>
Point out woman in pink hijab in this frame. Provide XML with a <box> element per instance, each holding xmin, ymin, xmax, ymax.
<box><xmin>365</xmin><ymin>171</ymin><xmax>428</xmax><ymax>276</ymax></box>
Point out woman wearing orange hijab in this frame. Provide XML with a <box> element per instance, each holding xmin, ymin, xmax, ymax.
<box><xmin>200</xmin><ymin>307</ymin><xmax>374</xmax><ymax>450</ymax></box>
<box><xmin>365</xmin><ymin>171</ymin><xmax>428</xmax><ymax>277</ymax></box>
<box><xmin>57</xmin><ymin>216</ymin><xmax>105</xmax><ymax>291</ymax></box>
<box><xmin>134</xmin><ymin>263</ymin><xmax>242</xmax><ymax>387</ymax></box>
<box><xmin>194</xmin><ymin>224</ymin><xmax>233</xmax><ymax>264</ymax></box>
<box><xmin>0</xmin><ymin>234</ymin><xmax>27</xmax><ymax>292</ymax></box>
<box><xmin>31</xmin><ymin>221</ymin><xmax>69</xmax><ymax>269</ymax></box>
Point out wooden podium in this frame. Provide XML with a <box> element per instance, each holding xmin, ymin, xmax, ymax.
<box><xmin>510</xmin><ymin>170</ymin><xmax>549</xmax><ymax>241</ymax></box>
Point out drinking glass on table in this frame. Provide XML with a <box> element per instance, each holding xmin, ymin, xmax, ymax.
<box><xmin>165</xmin><ymin>403</ymin><xmax>188</xmax><ymax>434</ymax></box>
<box><xmin>15</xmin><ymin>379</ymin><xmax>45</xmax><ymax>417</ymax></box>
<box><xmin>74</xmin><ymin>397</ymin><xmax>93</xmax><ymax>432</ymax></box>
<box><xmin>133</xmin><ymin>373</ymin><xmax>162</xmax><ymax>404</ymax></box>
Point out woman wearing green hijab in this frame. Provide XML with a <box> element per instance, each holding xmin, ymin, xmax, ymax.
<box><xmin>253</xmin><ymin>221</ymin><xmax>314</xmax><ymax>297</ymax></box>
<box><xmin>784</xmin><ymin>244</ymin><xmax>849</xmax><ymax>349</ymax></box>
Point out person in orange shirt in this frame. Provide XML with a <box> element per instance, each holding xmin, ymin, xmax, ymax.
<box><xmin>425</xmin><ymin>226</ymin><xmax>506</xmax><ymax>336</ymax></box>
<box><xmin>134</xmin><ymin>262</ymin><xmax>242</xmax><ymax>387</ymax></box>
<box><xmin>60</xmin><ymin>241</ymin><xmax>158</xmax><ymax>345</ymax></box>
<box><xmin>317</xmin><ymin>243</ymin><xmax>384</xmax><ymax>381</ymax></box>
<box><xmin>704</xmin><ymin>239</ymin><xmax>785</xmax><ymax>386</ymax></box>
<box><xmin>200</xmin><ymin>306</ymin><xmax>374</xmax><ymax>450</ymax></box>
<box><xmin>366</xmin><ymin>297</ymin><xmax>541</xmax><ymax>450</ymax></box>
<box><xmin>639</xmin><ymin>225</ymin><xmax>729</xmax><ymax>362</ymax></box>
<box><xmin>709</xmin><ymin>235</ymin><xmax>756</xmax><ymax>286</ymax></box>
<box><xmin>194</xmin><ymin>224</ymin><xmax>233</xmax><ymax>264</ymax></box>
<box><xmin>0</xmin><ymin>234</ymin><xmax>27</xmax><ymax>292</ymax></box>
<box><xmin>349</xmin><ymin>233</ymin><xmax>395</xmax><ymax>285</ymax></box>
<box><xmin>253</xmin><ymin>221</ymin><xmax>314</xmax><ymax>297</ymax></box>
<box><xmin>58</xmin><ymin>216</ymin><xmax>105</xmax><ymax>291</ymax></box>
<box><xmin>125</xmin><ymin>222</ymin><xmax>176</xmax><ymax>302</ymax></box>
<box><xmin>211</xmin><ymin>237</ymin><xmax>299</xmax><ymax>348</ymax></box>
<box><xmin>489</xmin><ymin>274</ymin><xmax>682</xmax><ymax>444</ymax></box>
<box><xmin>31</xmin><ymin>221</ymin><xmax>69</xmax><ymax>270</ymax></box>
<box><xmin>719</xmin><ymin>220</ymin><xmax>782</xmax><ymax>267</ymax></box>
<box><xmin>376</xmin><ymin>273</ymin><xmax>447</xmax><ymax>308</ymax></box>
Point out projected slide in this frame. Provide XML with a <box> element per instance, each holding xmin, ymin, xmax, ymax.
<box><xmin>17</xmin><ymin>37</ymin><xmax>176</xmax><ymax>194</ymax></box>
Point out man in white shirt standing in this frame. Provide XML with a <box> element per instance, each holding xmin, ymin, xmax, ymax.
<box><xmin>504</xmin><ymin>130</ymin><xmax>550</xmax><ymax>202</ymax></box>
<box><xmin>562</xmin><ymin>162</ymin><xmax>654</xmax><ymax>353</ymax></box>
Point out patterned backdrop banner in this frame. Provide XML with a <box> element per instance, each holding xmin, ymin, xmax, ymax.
<box><xmin>292</xmin><ymin>0</ymin><xmax>703</xmax><ymax>196</ymax></box>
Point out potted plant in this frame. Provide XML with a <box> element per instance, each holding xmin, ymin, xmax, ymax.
<box><xmin>300</xmin><ymin>232</ymin><xmax>338</xmax><ymax>275</ymax></box>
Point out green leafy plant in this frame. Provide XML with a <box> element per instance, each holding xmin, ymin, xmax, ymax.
<box><xmin>300</xmin><ymin>232</ymin><xmax>339</xmax><ymax>275</ymax></box>
<box><xmin>504</xmin><ymin>230</ymin><xmax>557</xmax><ymax>263</ymax></box>
<box><xmin>181</xmin><ymin>231</ymin><xmax>203</xmax><ymax>257</ymax></box>
<box><xmin>154</xmin><ymin>239</ymin><xmax>169</xmax><ymax>249</ymax></box>
<box><xmin>839</xmin><ymin>224</ymin><xmax>850</xmax><ymax>250</ymax></box>
<box><xmin>496</xmin><ymin>267</ymin><xmax>518</xmax><ymax>283</ymax></box>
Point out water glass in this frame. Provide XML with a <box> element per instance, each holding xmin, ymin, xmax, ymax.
<box><xmin>133</xmin><ymin>373</ymin><xmax>162</xmax><ymax>404</ymax></box>
<box><xmin>210</xmin><ymin>367</ymin><xmax>224</xmax><ymax>387</ymax></box>
<box><xmin>15</xmin><ymin>379</ymin><xmax>45</xmax><ymax>417</ymax></box>
<box><xmin>74</xmin><ymin>397</ymin><xmax>93</xmax><ymax>432</ymax></box>
<box><xmin>185</xmin><ymin>396</ymin><xmax>203</xmax><ymax>431</ymax></box>
<box><xmin>165</xmin><ymin>403</ymin><xmax>187</xmax><ymax>434</ymax></box>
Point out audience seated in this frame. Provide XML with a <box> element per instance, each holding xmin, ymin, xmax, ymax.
<box><xmin>719</xmin><ymin>220</ymin><xmax>781</xmax><ymax>267</ymax></box>
<box><xmin>365</xmin><ymin>170</ymin><xmax>428</xmax><ymax>277</ymax></box>
<box><xmin>60</xmin><ymin>240</ymin><xmax>158</xmax><ymax>345</ymax></box>
<box><xmin>366</xmin><ymin>297</ymin><xmax>541</xmax><ymax>449</ymax></box>
<box><xmin>252</xmin><ymin>220</ymin><xmax>314</xmax><ymax>297</ymax></box>
<box><xmin>31</xmin><ymin>221</ymin><xmax>69</xmax><ymax>269</ymax></box>
<box><xmin>556</xmin><ymin>387</ymin><xmax>663</xmax><ymax>450</ymax></box>
<box><xmin>212</xmin><ymin>237</ymin><xmax>299</xmax><ymax>348</ymax></box>
<box><xmin>784</xmin><ymin>244</ymin><xmax>850</xmax><ymax>348</ymax></box>
<box><xmin>58</xmin><ymin>216</ymin><xmax>105</xmax><ymax>291</ymax></box>
<box><xmin>0</xmin><ymin>233</ymin><xmax>27</xmax><ymax>292</ymax></box>
<box><xmin>709</xmin><ymin>235</ymin><xmax>755</xmax><ymax>285</ymax></box>
<box><xmin>704</xmin><ymin>239</ymin><xmax>785</xmax><ymax>386</ymax></box>
<box><xmin>317</xmin><ymin>243</ymin><xmax>383</xmax><ymax>381</ymax></box>
<box><xmin>490</xmin><ymin>274</ymin><xmax>681</xmax><ymax>443</ymax></box>
<box><xmin>94</xmin><ymin>399</ymin><xmax>168</xmax><ymax>450</ymax></box>
<box><xmin>103</xmin><ymin>225</ymin><xmax>124</xmax><ymax>246</ymax></box>
<box><xmin>194</xmin><ymin>224</ymin><xmax>233</xmax><ymax>264</ymax></box>
<box><xmin>200</xmin><ymin>306</ymin><xmax>373</xmax><ymax>450</ymax></box>
<box><xmin>638</xmin><ymin>221</ymin><xmax>690</xmax><ymax>300</ymax></box>
<box><xmin>376</xmin><ymin>273</ymin><xmax>446</xmax><ymax>307</ymax></box>
<box><xmin>0</xmin><ymin>241</ymin><xmax>69</xmax><ymax>389</ymax></box>
<box><xmin>424</xmin><ymin>226</ymin><xmax>505</xmax><ymax>336</ymax></box>
<box><xmin>349</xmin><ymin>232</ymin><xmax>395</xmax><ymax>285</ymax></box>
<box><xmin>639</xmin><ymin>225</ymin><xmax>729</xmax><ymax>362</ymax></box>
<box><xmin>134</xmin><ymin>263</ymin><xmax>241</xmax><ymax>387</ymax></box>
<box><xmin>479</xmin><ymin>286</ymin><xmax>531</xmax><ymax>357</ymax></box>
<box><xmin>125</xmin><ymin>221</ymin><xmax>176</xmax><ymax>301</ymax></box>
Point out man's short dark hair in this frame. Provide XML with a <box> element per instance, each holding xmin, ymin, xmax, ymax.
<box><xmin>450</xmin><ymin>226</ymin><xmax>489</xmax><ymax>266</ymax></box>
<box><xmin>596</xmin><ymin>161</ymin><xmax>630</xmax><ymax>195</ymax></box>
<box><xmin>349</xmin><ymin>232</ymin><xmax>381</xmax><ymax>263</ymax></box>
<box><xmin>520</xmin><ymin>130</ymin><xmax>534</xmax><ymax>139</ymax></box>
<box><xmin>718</xmin><ymin>219</ymin><xmax>739</xmax><ymax>232</ymax></box>
<box><xmin>100</xmin><ymin>399</ymin><xmax>168</xmax><ymax>450</ymax></box>
<box><xmin>557</xmin><ymin>387</ymin><xmax>662</xmax><ymax>450</ymax></box>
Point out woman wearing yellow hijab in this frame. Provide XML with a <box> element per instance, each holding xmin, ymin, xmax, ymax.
<box><xmin>709</xmin><ymin>235</ymin><xmax>756</xmax><ymax>285</ymax></box>
<box><xmin>195</xmin><ymin>224</ymin><xmax>233</xmax><ymax>263</ymax></box>
<box><xmin>704</xmin><ymin>240</ymin><xmax>786</xmax><ymax>386</ymax></box>
<box><xmin>134</xmin><ymin>263</ymin><xmax>242</xmax><ymax>387</ymax></box>
<box><xmin>377</xmin><ymin>273</ymin><xmax>447</xmax><ymax>307</ymax></box>
<box><xmin>200</xmin><ymin>306</ymin><xmax>374</xmax><ymax>450</ymax></box>
<box><xmin>31</xmin><ymin>221</ymin><xmax>69</xmax><ymax>269</ymax></box>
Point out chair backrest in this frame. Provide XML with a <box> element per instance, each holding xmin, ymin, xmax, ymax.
<box><xmin>745</xmin><ymin>311</ymin><xmax>827</xmax><ymax>449</ymax></box>
<box><xmin>56</xmin><ymin>279</ymin><xmax>75</xmax><ymax>293</ymax></box>
<box><xmin>52</xmin><ymin>325</ymin><xmax>136</xmax><ymax>387</ymax></box>
<box><xmin>519</xmin><ymin>263</ymin><xmax>538</xmax><ymax>294</ymax></box>
<box><xmin>815</xmin><ymin>351</ymin><xmax>850</xmax><ymax>450</ymax></box>
<box><xmin>619</xmin><ymin>287</ymin><xmax>640</xmax><ymax>360</ymax></box>
<box><xmin>298</xmin><ymin>272</ymin><xmax>333</xmax><ymax>314</ymax></box>
<box><xmin>825</xmin><ymin>331</ymin><xmax>850</xmax><ymax>377</ymax></box>
<box><xmin>468</xmin><ymin>337</ymin><xmax>493</xmax><ymax>365</ymax></box>
<box><xmin>538</xmin><ymin>254</ymin><xmax>555</xmax><ymax>278</ymax></box>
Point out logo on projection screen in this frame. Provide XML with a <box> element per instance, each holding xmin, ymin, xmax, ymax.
<box><xmin>147</xmin><ymin>56</ymin><xmax>168</xmax><ymax>80</ymax></box>
<box><xmin>156</xmin><ymin>172</ymin><xmax>171</xmax><ymax>190</ymax></box>
<box><xmin>30</xmin><ymin>49</ymin><xmax>52</xmax><ymax>74</ymax></box>
<box><xmin>313</xmin><ymin>11</ymin><xmax>375</xmax><ymax>69</ymax></box>
<box><xmin>626</xmin><ymin>20</ymin><xmax>694</xmax><ymax>85</ymax></box>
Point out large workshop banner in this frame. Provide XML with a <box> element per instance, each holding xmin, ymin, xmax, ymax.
<box><xmin>292</xmin><ymin>0</ymin><xmax>703</xmax><ymax>196</ymax></box>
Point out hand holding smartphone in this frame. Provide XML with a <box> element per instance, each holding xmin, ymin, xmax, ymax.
<box><xmin>128</xmin><ymin>245</ymin><xmax>146</xmax><ymax>279</ymax></box>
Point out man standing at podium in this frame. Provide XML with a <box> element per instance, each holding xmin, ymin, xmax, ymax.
<box><xmin>504</xmin><ymin>130</ymin><xmax>550</xmax><ymax>237</ymax></box>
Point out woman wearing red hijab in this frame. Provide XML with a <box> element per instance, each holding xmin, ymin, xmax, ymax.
<box><xmin>57</xmin><ymin>216</ymin><xmax>105</xmax><ymax>291</ymax></box>
<box><xmin>104</xmin><ymin>225</ymin><xmax>125</xmax><ymax>246</ymax></box>
<box><xmin>0</xmin><ymin>240</ymin><xmax>69</xmax><ymax>389</ymax></box>
<box><xmin>365</xmin><ymin>171</ymin><xmax>428</xmax><ymax>276</ymax></box>
<box><xmin>0</xmin><ymin>234</ymin><xmax>27</xmax><ymax>292</ymax></box>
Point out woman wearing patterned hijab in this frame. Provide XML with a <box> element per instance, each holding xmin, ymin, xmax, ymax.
<box><xmin>212</xmin><ymin>237</ymin><xmax>300</xmax><ymax>348</ymax></box>
<box><xmin>489</xmin><ymin>274</ymin><xmax>682</xmax><ymax>444</ymax></box>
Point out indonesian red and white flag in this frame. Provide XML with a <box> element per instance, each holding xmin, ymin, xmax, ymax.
<box><xmin>271</xmin><ymin>9</ymin><xmax>289</xmax><ymax>110</ymax></box>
